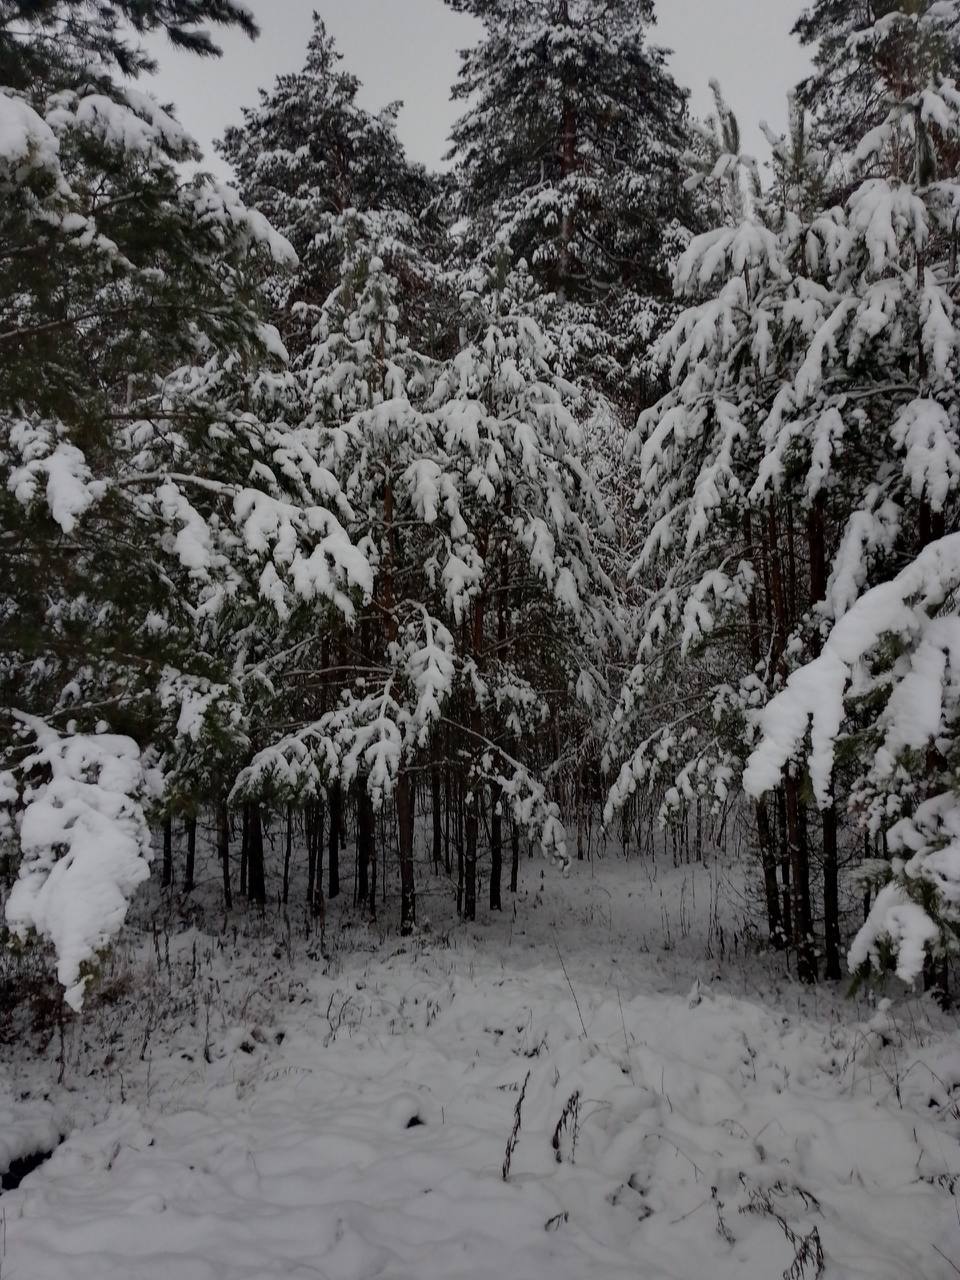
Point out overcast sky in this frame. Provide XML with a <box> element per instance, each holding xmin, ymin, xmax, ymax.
<box><xmin>148</xmin><ymin>0</ymin><xmax>812</xmax><ymax>178</ymax></box>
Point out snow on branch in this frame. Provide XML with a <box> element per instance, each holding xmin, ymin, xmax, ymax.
<box><xmin>744</xmin><ymin>532</ymin><xmax>960</xmax><ymax>808</ymax></box>
<box><xmin>2</xmin><ymin>716</ymin><xmax>155</xmax><ymax>1010</ymax></box>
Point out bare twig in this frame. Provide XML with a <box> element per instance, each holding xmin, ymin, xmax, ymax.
<box><xmin>553</xmin><ymin>935</ymin><xmax>588</xmax><ymax>1038</ymax></box>
<box><xmin>502</xmin><ymin>1070</ymin><xmax>532</xmax><ymax>1181</ymax></box>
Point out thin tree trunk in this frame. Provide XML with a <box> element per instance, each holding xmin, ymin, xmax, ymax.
<box><xmin>356</xmin><ymin>786</ymin><xmax>375</xmax><ymax>918</ymax></box>
<box><xmin>490</xmin><ymin>783</ymin><xmax>503</xmax><ymax>911</ymax></box>
<box><xmin>463</xmin><ymin>773</ymin><xmax>471</xmax><ymax>916</ymax></box>
<box><xmin>557</xmin><ymin>0</ymin><xmax>576</xmax><ymax>305</ymax></box>
<box><xmin>397</xmin><ymin>770</ymin><xmax>416</xmax><ymax>934</ymax></box>
<box><xmin>431</xmin><ymin>735</ymin><xmax>443</xmax><ymax>875</ymax></box>
<box><xmin>282</xmin><ymin>805</ymin><xmax>293</xmax><ymax>906</ymax></box>
<box><xmin>313</xmin><ymin>801</ymin><xmax>325</xmax><ymax>919</ymax></box>
<box><xmin>306</xmin><ymin>803</ymin><xmax>316</xmax><ymax>912</ymax></box>
<box><xmin>822</xmin><ymin>800</ymin><xmax>841</xmax><ymax>980</ymax></box>
<box><xmin>368</xmin><ymin>800</ymin><xmax>378</xmax><ymax>919</ymax></box>
<box><xmin>328</xmin><ymin>784</ymin><xmax>341</xmax><ymax>900</ymax></box>
<box><xmin>247</xmin><ymin>804</ymin><xmax>266</xmax><ymax>908</ymax></box>
<box><xmin>464</xmin><ymin>789</ymin><xmax>478</xmax><ymax>922</ymax></box>
<box><xmin>240</xmin><ymin>804</ymin><xmax>249</xmax><ymax>897</ymax></box>
<box><xmin>510</xmin><ymin>821</ymin><xmax>520</xmax><ymax>894</ymax></box>
<box><xmin>161</xmin><ymin>815</ymin><xmax>173</xmax><ymax>889</ymax></box>
<box><xmin>785</xmin><ymin>773</ymin><xmax>817</xmax><ymax>982</ymax></box>
<box><xmin>444</xmin><ymin>747</ymin><xmax>452</xmax><ymax>876</ymax></box>
<box><xmin>809</xmin><ymin>495</ymin><xmax>840</xmax><ymax>979</ymax></box>
<box><xmin>776</xmin><ymin>786</ymin><xmax>792</xmax><ymax>945</ymax></box>
<box><xmin>184</xmin><ymin>815</ymin><xmax>196</xmax><ymax>894</ymax></box>
<box><xmin>218</xmin><ymin>799</ymin><xmax>232</xmax><ymax>911</ymax></box>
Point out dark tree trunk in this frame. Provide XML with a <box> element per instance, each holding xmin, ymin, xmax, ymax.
<box><xmin>247</xmin><ymin>804</ymin><xmax>266</xmax><ymax>907</ymax></box>
<box><xmin>558</xmin><ymin>77</ymin><xmax>576</xmax><ymax>299</ymax></box>
<box><xmin>431</xmin><ymin>737</ymin><xmax>443</xmax><ymax>875</ymax></box>
<box><xmin>455</xmin><ymin>772</ymin><xmax>465</xmax><ymax>915</ymax></box>
<box><xmin>489</xmin><ymin>784</ymin><xmax>502</xmax><ymax>911</ymax></box>
<box><xmin>444</xmin><ymin>751</ymin><xmax>452</xmax><ymax>876</ymax></box>
<box><xmin>369</xmin><ymin>802</ymin><xmax>378</xmax><ymax>919</ymax></box>
<box><xmin>282</xmin><ymin>805</ymin><xmax>293</xmax><ymax>906</ymax></box>
<box><xmin>356</xmin><ymin>786</ymin><xmax>375</xmax><ymax>917</ymax></box>
<box><xmin>239</xmin><ymin>804</ymin><xmax>249</xmax><ymax>897</ymax></box>
<box><xmin>510</xmin><ymin>822</ymin><xmax>520</xmax><ymax>894</ymax></box>
<box><xmin>786</xmin><ymin>774</ymin><xmax>817</xmax><ymax>982</ymax></box>
<box><xmin>306</xmin><ymin>804</ymin><xmax>316</xmax><ymax>911</ymax></box>
<box><xmin>464</xmin><ymin>790</ymin><xmax>478</xmax><ymax>922</ymax></box>
<box><xmin>161</xmin><ymin>815</ymin><xmax>173</xmax><ymax>889</ymax></box>
<box><xmin>314</xmin><ymin>800</ymin><xmax>325</xmax><ymax>918</ymax></box>
<box><xmin>397</xmin><ymin>770</ymin><xmax>416</xmax><ymax>934</ymax></box>
<box><xmin>822</xmin><ymin>801</ymin><xmax>841</xmax><ymax>979</ymax></box>
<box><xmin>328</xmin><ymin>784</ymin><xmax>341</xmax><ymax>900</ymax></box>
<box><xmin>776</xmin><ymin>786</ymin><xmax>792</xmax><ymax>943</ymax></box>
<box><xmin>218</xmin><ymin>800</ymin><xmax>232</xmax><ymax>911</ymax></box>
<box><xmin>183</xmin><ymin>815</ymin><xmax>196</xmax><ymax>894</ymax></box>
<box><xmin>306</xmin><ymin>799</ymin><xmax>325</xmax><ymax>918</ymax></box>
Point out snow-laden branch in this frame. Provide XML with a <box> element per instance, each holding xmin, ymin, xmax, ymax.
<box><xmin>2</xmin><ymin>715</ymin><xmax>155</xmax><ymax>1010</ymax></box>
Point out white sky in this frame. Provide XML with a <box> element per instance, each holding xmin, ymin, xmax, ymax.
<box><xmin>148</xmin><ymin>0</ymin><xmax>812</xmax><ymax>178</ymax></box>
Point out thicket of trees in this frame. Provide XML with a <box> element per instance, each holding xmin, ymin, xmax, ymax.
<box><xmin>2</xmin><ymin>0</ymin><xmax>959</xmax><ymax>1008</ymax></box>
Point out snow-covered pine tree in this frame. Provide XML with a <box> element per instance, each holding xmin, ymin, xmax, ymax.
<box><xmin>0</xmin><ymin>5</ymin><xmax>374</xmax><ymax>1002</ymax></box>
<box><xmin>795</xmin><ymin>0</ymin><xmax>960</xmax><ymax>157</ymax></box>
<box><xmin>423</xmin><ymin>262</ymin><xmax>619</xmax><ymax>917</ymax></box>
<box><xmin>605</xmin><ymin>95</ymin><xmax>846</xmax><ymax>981</ymax></box>
<box><xmin>217</xmin><ymin>15</ymin><xmax>442</xmax><ymax>357</ymax></box>
<box><xmin>233</xmin><ymin>222</ymin><xmax>617</xmax><ymax>928</ymax></box>
<box><xmin>615</xmin><ymin>5</ymin><xmax>960</xmax><ymax>986</ymax></box>
<box><xmin>445</xmin><ymin>0</ymin><xmax>693</xmax><ymax>408</ymax></box>
<box><xmin>744</xmin><ymin>61</ymin><xmax>960</xmax><ymax>992</ymax></box>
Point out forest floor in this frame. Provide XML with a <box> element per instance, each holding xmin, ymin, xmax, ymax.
<box><xmin>1</xmin><ymin>841</ymin><xmax>959</xmax><ymax>1279</ymax></box>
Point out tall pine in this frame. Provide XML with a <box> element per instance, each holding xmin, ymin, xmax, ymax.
<box><xmin>445</xmin><ymin>0</ymin><xmax>694</xmax><ymax>406</ymax></box>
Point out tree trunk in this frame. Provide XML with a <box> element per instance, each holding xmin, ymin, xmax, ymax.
<box><xmin>785</xmin><ymin>773</ymin><xmax>817</xmax><ymax>982</ymax></box>
<box><xmin>356</xmin><ymin>786</ymin><xmax>375</xmax><ymax>918</ymax></box>
<box><xmin>444</xmin><ymin>749</ymin><xmax>452</xmax><ymax>875</ymax></box>
<box><xmin>822</xmin><ymin>800</ymin><xmax>841</xmax><ymax>980</ymax></box>
<box><xmin>218</xmin><ymin>799</ymin><xmax>232</xmax><ymax>911</ymax></box>
<box><xmin>247</xmin><ymin>804</ymin><xmax>266</xmax><ymax>907</ymax></box>
<box><xmin>183</xmin><ymin>815</ymin><xmax>196</xmax><ymax>894</ymax></box>
<box><xmin>464</xmin><ymin>788</ymin><xmax>478</xmax><ymax>922</ymax></box>
<box><xmin>510</xmin><ymin>821</ymin><xmax>520</xmax><ymax>894</ymax></box>
<box><xmin>240</xmin><ymin>803</ymin><xmax>249</xmax><ymax>897</ymax></box>
<box><xmin>431</xmin><ymin>736</ymin><xmax>443</xmax><ymax>875</ymax></box>
<box><xmin>161</xmin><ymin>815</ymin><xmax>173</xmax><ymax>889</ymax></box>
<box><xmin>328</xmin><ymin>784</ymin><xmax>341</xmax><ymax>900</ymax></box>
<box><xmin>306</xmin><ymin>803</ymin><xmax>316</xmax><ymax>911</ymax></box>
<box><xmin>282</xmin><ymin>805</ymin><xmax>292</xmax><ymax>906</ymax></box>
<box><xmin>490</xmin><ymin>783</ymin><xmax>503</xmax><ymax>911</ymax></box>
<box><xmin>776</xmin><ymin>786</ymin><xmax>792</xmax><ymax>945</ymax></box>
<box><xmin>456</xmin><ymin>774</ymin><xmax>465</xmax><ymax>916</ymax></box>
<box><xmin>397</xmin><ymin>770</ymin><xmax>416</xmax><ymax>934</ymax></box>
<box><xmin>307</xmin><ymin>799</ymin><xmax>325</xmax><ymax>919</ymax></box>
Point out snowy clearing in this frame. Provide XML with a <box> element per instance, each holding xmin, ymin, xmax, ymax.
<box><xmin>1</xmin><ymin>856</ymin><xmax>958</xmax><ymax>1280</ymax></box>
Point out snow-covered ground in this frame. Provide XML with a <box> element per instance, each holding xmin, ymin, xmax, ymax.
<box><xmin>1</xmin><ymin>849</ymin><xmax>959</xmax><ymax>1279</ymax></box>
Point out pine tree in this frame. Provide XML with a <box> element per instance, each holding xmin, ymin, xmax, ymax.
<box><xmin>234</xmin><ymin>225</ymin><xmax>618</xmax><ymax>929</ymax></box>
<box><xmin>217</xmin><ymin>16</ymin><xmax>441</xmax><ymax>356</ymax></box>
<box><xmin>605</xmin><ymin>100</ymin><xmax>841</xmax><ymax>981</ymax></box>
<box><xmin>0</xmin><ymin>4</ymin><xmax>375</xmax><ymax>1002</ymax></box>
<box><xmin>794</xmin><ymin>0</ymin><xmax>960</xmax><ymax>156</ymax></box>
<box><xmin>445</xmin><ymin>0</ymin><xmax>693</xmax><ymax>405</ymax></box>
<box><xmin>745</xmin><ymin>65</ymin><xmax>960</xmax><ymax>991</ymax></box>
<box><xmin>616</xmin><ymin>9</ymin><xmax>960</xmax><ymax>985</ymax></box>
